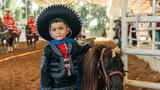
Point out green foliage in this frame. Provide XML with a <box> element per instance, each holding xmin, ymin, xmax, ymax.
<box><xmin>1</xmin><ymin>0</ymin><xmax>108</xmax><ymax>37</ymax></box>
<box><xmin>6</xmin><ymin>0</ymin><xmax>17</xmax><ymax>11</ymax></box>
<box><xmin>89</xmin><ymin>4</ymin><xmax>107</xmax><ymax>30</ymax></box>
<box><xmin>21</xmin><ymin>7</ymin><xmax>26</xmax><ymax>20</ymax></box>
<box><xmin>67</xmin><ymin>1</ymin><xmax>108</xmax><ymax>37</ymax></box>
<box><xmin>14</xmin><ymin>8</ymin><xmax>22</xmax><ymax>21</ymax></box>
<box><xmin>78</xmin><ymin>4</ymin><xmax>90</xmax><ymax>30</ymax></box>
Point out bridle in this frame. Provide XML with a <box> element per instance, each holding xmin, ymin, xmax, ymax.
<box><xmin>97</xmin><ymin>48</ymin><xmax>124</xmax><ymax>89</ymax></box>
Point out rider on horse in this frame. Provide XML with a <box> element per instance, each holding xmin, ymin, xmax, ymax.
<box><xmin>27</xmin><ymin>15</ymin><xmax>39</xmax><ymax>39</ymax></box>
<box><xmin>11</xmin><ymin>17</ymin><xmax>21</xmax><ymax>36</ymax></box>
<box><xmin>3</xmin><ymin>9</ymin><xmax>13</xmax><ymax>30</ymax></box>
<box><xmin>3</xmin><ymin>9</ymin><xmax>20</xmax><ymax>34</ymax></box>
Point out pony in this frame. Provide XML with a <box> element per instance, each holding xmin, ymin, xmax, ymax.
<box><xmin>0</xmin><ymin>19</ymin><xmax>14</xmax><ymax>53</ymax></box>
<box><xmin>25</xmin><ymin>25</ymin><xmax>38</xmax><ymax>49</ymax></box>
<box><xmin>80</xmin><ymin>41</ymin><xmax>125</xmax><ymax>90</ymax></box>
<box><xmin>12</xmin><ymin>27</ymin><xmax>21</xmax><ymax>48</ymax></box>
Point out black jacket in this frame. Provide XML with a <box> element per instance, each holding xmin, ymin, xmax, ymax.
<box><xmin>41</xmin><ymin>42</ymin><xmax>90</xmax><ymax>90</ymax></box>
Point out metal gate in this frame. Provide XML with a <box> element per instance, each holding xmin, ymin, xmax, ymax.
<box><xmin>121</xmin><ymin>0</ymin><xmax>160</xmax><ymax>89</ymax></box>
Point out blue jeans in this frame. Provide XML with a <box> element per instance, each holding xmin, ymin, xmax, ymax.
<box><xmin>118</xmin><ymin>36</ymin><xmax>121</xmax><ymax>48</ymax></box>
<box><xmin>156</xmin><ymin>31</ymin><xmax>160</xmax><ymax>49</ymax></box>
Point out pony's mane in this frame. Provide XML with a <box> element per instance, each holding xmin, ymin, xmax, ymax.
<box><xmin>81</xmin><ymin>41</ymin><xmax>123</xmax><ymax>90</ymax></box>
<box><xmin>94</xmin><ymin>41</ymin><xmax>117</xmax><ymax>48</ymax></box>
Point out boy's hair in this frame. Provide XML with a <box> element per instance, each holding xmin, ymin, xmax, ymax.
<box><xmin>49</xmin><ymin>18</ymin><xmax>69</xmax><ymax>31</ymax></box>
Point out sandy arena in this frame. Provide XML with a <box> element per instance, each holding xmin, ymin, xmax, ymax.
<box><xmin>0</xmin><ymin>41</ymin><xmax>160</xmax><ymax>90</ymax></box>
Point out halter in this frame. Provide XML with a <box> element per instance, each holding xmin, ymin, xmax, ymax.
<box><xmin>97</xmin><ymin>48</ymin><xmax>124</xmax><ymax>89</ymax></box>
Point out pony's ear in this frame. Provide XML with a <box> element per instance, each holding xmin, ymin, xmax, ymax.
<box><xmin>112</xmin><ymin>47</ymin><xmax>123</xmax><ymax>57</ymax></box>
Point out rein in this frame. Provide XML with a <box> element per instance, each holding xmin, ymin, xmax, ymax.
<box><xmin>97</xmin><ymin>48</ymin><xmax>124</xmax><ymax>88</ymax></box>
<box><xmin>98</xmin><ymin>48</ymin><xmax>111</xmax><ymax>87</ymax></box>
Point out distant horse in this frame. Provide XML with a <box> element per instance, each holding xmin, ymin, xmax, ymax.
<box><xmin>80</xmin><ymin>41</ymin><xmax>125</xmax><ymax>90</ymax></box>
<box><xmin>25</xmin><ymin>25</ymin><xmax>38</xmax><ymax>49</ymax></box>
<box><xmin>12</xmin><ymin>27</ymin><xmax>21</xmax><ymax>48</ymax></box>
<box><xmin>0</xmin><ymin>21</ymin><xmax>14</xmax><ymax>53</ymax></box>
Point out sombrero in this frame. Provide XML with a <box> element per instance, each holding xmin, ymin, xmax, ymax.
<box><xmin>29</xmin><ymin>15</ymin><xmax>34</xmax><ymax>18</ymax></box>
<box><xmin>36</xmin><ymin>4</ymin><xmax>82</xmax><ymax>41</ymax></box>
<box><xmin>5</xmin><ymin>8</ymin><xmax>11</xmax><ymax>12</ymax></box>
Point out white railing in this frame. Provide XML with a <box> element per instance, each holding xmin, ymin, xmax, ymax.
<box><xmin>122</xmin><ymin>0</ymin><xmax>160</xmax><ymax>89</ymax></box>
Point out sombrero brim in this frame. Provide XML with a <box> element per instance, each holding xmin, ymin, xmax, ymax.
<box><xmin>36</xmin><ymin>4</ymin><xmax>82</xmax><ymax>41</ymax></box>
<box><xmin>29</xmin><ymin>16</ymin><xmax>34</xmax><ymax>17</ymax></box>
<box><xmin>5</xmin><ymin>9</ymin><xmax>11</xmax><ymax>12</ymax></box>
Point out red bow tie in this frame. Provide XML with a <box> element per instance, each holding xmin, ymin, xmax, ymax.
<box><xmin>57</xmin><ymin>44</ymin><xmax>71</xmax><ymax>75</ymax></box>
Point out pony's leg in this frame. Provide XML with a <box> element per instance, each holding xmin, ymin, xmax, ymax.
<box><xmin>6</xmin><ymin>39</ymin><xmax>10</xmax><ymax>52</ymax></box>
<box><xmin>15</xmin><ymin>36</ymin><xmax>20</xmax><ymax>47</ymax></box>
<box><xmin>26</xmin><ymin>39</ymin><xmax>30</xmax><ymax>49</ymax></box>
<box><xmin>30</xmin><ymin>38</ymin><xmax>33</xmax><ymax>49</ymax></box>
<box><xmin>9</xmin><ymin>37</ymin><xmax>14</xmax><ymax>51</ymax></box>
<box><xmin>5</xmin><ymin>39</ymin><xmax>10</xmax><ymax>53</ymax></box>
<box><xmin>34</xmin><ymin>38</ymin><xmax>36</xmax><ymax>49</ymax></box>
<box><xmin>13</xmin><ymin>37</ymin><xmax>17</xmax><ymax>49</ymax></box>
<box><xmin>1</xmin><ymin>39</ymin><xmax>5</xmax><ymax>53</ymax></box>
<box><xmin>28</xmin><ymin>39</ymin><xmax>32</xmax><ymax>50</ymax></box>
<box><xmin>17</xmin><ymin>36</ymin><xmax>20</xmax><ymax>44</ymax></box>
<box><xmin>2</xmin><ymin>39</ymin><xmax>8</xmax><ymax>53</ymax></box>
<box><xmin>34</xmin><ymin>37</ymin><xmax>38</xmax><ymax>49</ymax></box>
<box><xmin>0</xmin><ymin>38</ymin><xmax>1</xmax><ymax>50</ymax></box>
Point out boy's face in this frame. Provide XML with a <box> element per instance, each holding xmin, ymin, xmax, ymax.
<box><xmin>50</xmin><ymin>22</ymin><xmax>69</xmax><ymax>41</ymax></box>
<box><xmin>30</xmin><ymin>17</ymin><xmax>33</xmax><ymax>19</ymax></box>
<box><xmin>6</xmin><ymin>11</ymin><xmax>10</xmax><ymax>14</ymax></box>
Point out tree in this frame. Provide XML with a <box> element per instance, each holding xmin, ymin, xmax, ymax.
<box><xmin>68</xmin><ymin>1</ymin><xmax>108</xmax><ymax>37</ymax></box>
<box><xmin>90</xmin><ymin>4</ymin><xmax>107</xmax><ymax>29</ymax></box>
<box><xmin>67</xmin><ymin>2</ymin><xmax>90</xmax><ymax>31</ymax></box>
<box><xmin>14</xmin><ymin>8</ymin><xmax>22</xmax><ymax>21</ymax></box>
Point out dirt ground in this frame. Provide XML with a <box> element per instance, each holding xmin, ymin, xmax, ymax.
<box><xmin>0</xmin><ymin>41</ymin><xmax>160</xmax><ymax>90</ymax></box>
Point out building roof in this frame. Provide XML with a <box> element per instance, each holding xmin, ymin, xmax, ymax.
<box><xmin>30</xmin><ymin>0</ymin><xmax>152</xmax><ymax>17</ymax></box>
<box><xmin>30</xmin><ymin>0</ymin><xmax>108</xmax><ymax>7</ymax></box>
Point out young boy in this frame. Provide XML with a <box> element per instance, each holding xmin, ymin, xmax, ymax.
<box><xmin>36</xmin><ymin>4</ymin><xmax>90</xmax><ymax>90</ymax></box>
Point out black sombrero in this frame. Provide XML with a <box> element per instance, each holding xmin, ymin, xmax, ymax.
<box><xmin>36</xmin><ymin>4</ymin><xmax>82</xmax><ymax>41</ymax></box>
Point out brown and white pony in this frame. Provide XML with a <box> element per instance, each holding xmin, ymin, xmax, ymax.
<box><xmin>25</xmin><ymin>25</ymin><xmax>38</xmax><ymax>49</ymax></box>
<box><xmin>80</xmin><ymin>41</ymin><xmax>125</xmax><ymax>90</ymax></box>
<box><xmin>0</xmin><ymin>20</ymin><xmax>14</xmax><ymax>53</ymax></box>
<box><xmin>12</xmin><ymin>27</ymin><xmax>21</xmax><ymax>48</ymax></box>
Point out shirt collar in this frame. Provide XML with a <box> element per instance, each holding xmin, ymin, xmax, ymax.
<box><xmin>49</xmin><ymin>38</ymin><xmax>77</xmax><ymax>45</ymax></box>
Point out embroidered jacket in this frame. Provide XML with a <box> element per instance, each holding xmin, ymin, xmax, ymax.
<box><xmin>41</xmin><ymin>41</ymin><xmax>90</xmax><ymax>90</ymax></box>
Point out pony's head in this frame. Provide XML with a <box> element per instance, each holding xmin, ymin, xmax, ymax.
<box><xmin>26</xmin><ymin>25</ymin><xmax>31</xmax><ymax>31</ymax></box>
<box><xmin>81</xmin><ymin>41</ymin><xmax>125</xmax><ymax>90</ymax></box>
